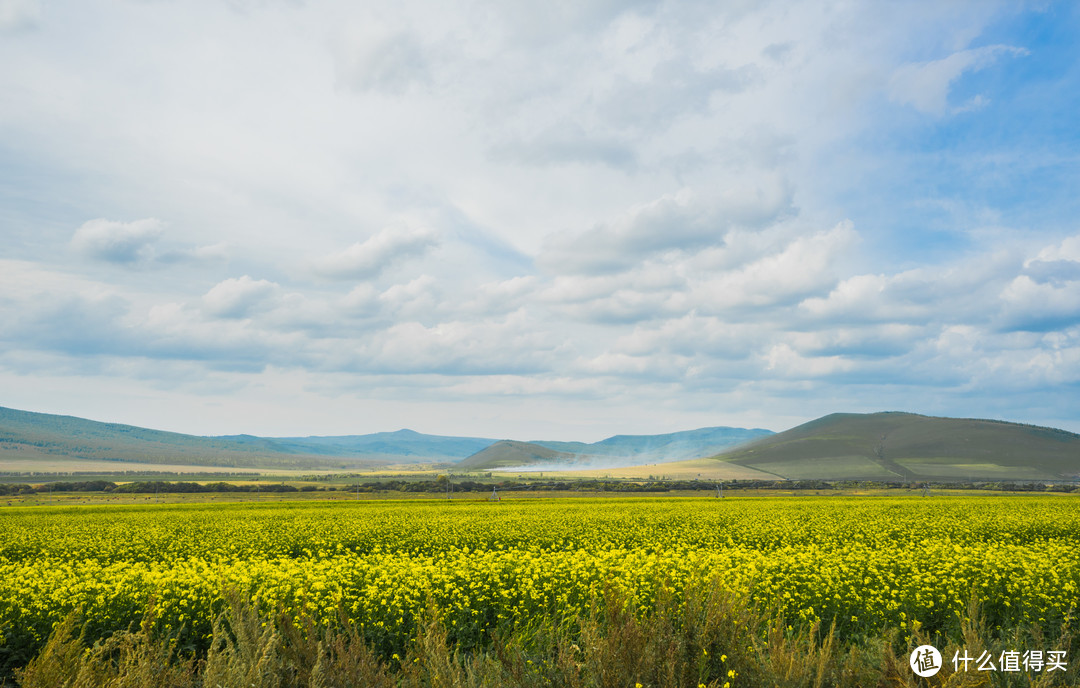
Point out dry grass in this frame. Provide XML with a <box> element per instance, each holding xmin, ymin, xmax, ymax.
<box><xmin>12</xmin><ymin>586</ymin><xmax>1078</xmax><ymax>688</ymax></box>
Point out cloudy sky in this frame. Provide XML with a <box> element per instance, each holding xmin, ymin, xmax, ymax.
<box><xmin>2</xmin><ymin>0</ymin><xmax>1079</xmax><ymax>440</ymax></box>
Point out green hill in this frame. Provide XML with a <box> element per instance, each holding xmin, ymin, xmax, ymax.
<box><xmin>0</xmin><ymin>406</ymin><xmax>313</xmax><ymax>469</ymax></box>
<box><xmin>714</xmin><ymin>412</ymin><xmax>1080</xmax><ymax>481</ymax></box>
<box><xmin>458</xmin><ymin>426</ymin><xmax>774</xmax><ymax>472</ymax></box>
<box><xmin>457</xmin><ymin>441</ymin><xmax>577</xmax><ymax>470</ymax></box>
<box><xmin>0</xmin><ymin>406</ymin><xmax>496</xmax><ymax>469</ymax></box>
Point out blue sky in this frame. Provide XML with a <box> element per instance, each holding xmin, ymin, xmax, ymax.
<box><xmin>1</xmin><ymin>0</ymin><xmax>1079</xmax><ymax>440</ymax></box>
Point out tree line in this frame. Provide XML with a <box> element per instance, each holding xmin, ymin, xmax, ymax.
<box><xmin>1</xmin><ymin>478</ymin><xmax>1077</xmax><ymax>497</ymax></box>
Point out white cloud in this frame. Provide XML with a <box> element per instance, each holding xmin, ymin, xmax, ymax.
<box><xmin>0</xmin><ymin>0</ymin><xmax>38</xmax><ymax>31</ymax></box>
<box><xmin>539</xmin><ymin>178</ymin><xmax>794</xmax><ymax>275</ymax></box>
<box><xmin>312</xmin><ymin>227</ymin><xmax>438</xmax><ymax>279</ymax></box>
<box><xmin>1032</xmin><ymin>235</ymin><xmax>1080</xmax><ymax>264</ymax></box>
<box><xmin>599</xmin><ymin>58</ymin><xmax>758</xmax><ymax>130</ymax></box>
<box><xmin>888</xmin><ymin>44</ymin><xmax>1027</xmax><ymax>116</ymax></box>
<box><xmin>786</xmin><ymin>324</ymin><xmax>926</xmax><ymax>359</ymax></box>
<box><xmin>201</xmin><ymin>276</ymin><xmax>280</xmax><ymax>319</ymax></box>
<box><xmin>764</xmin><ymin>343</ymin><xmax>855</xmax><ymax>379</ymax></box>
<box><xmin>10</xmin><ymin>293</ymin><xmax>131</xmax><ymax>357</ymax></box>
<box><xmin>0</xmin><ymin>260</ymin><xmax>111</xmax><ymax>304</ymax></box>
<box><xmin>341</xmin><ymin>284</ymin><xmax>381</xmax><ymax>315</ymax></box>
<box><xmin>798</xmin><ymin>270</ymin><xmax>949</xmax><ymax>325</ymax></box>
<box><xmin>70</xmin><ymin>218</ymin><xmax>164</xmax><ymax>264</ymax></box>
<box><xmin>158</xmin><ymin>242</ymin><xmax>231</xmax><ymax>265</ymax></box>
<box><xmin>332</xmin><ymin>22</ymin><xmax>431</xmax><ymax>94</ymax></box>
<box><xmin>575</xmin><ymin>350</ymin><xmax>686</xmax><ymax>379</ymax></box>
<box><xmin>490</xmin><ymin>122</ymin><xmax>637</xmax><ymax>170</ymax></box>
<box><xmin>693</xmin><ymin>221</ymin><xmax>858</xmax><ymax>312</ymax></box>
<box><xmin>799</xmin><ymin>273</ymin><xmax>891</xmax><ymax>320</ymax></box>
<box><xmin>462</xmin><ymin>276</ymin><xmax>539</xmax><ymax>315</ymax></box>
<box><xmin>139</xmin><ymin>301</ymin><xmax>304</xmax><ymax>373</ymax></box>
<box><xmin>378</xmin><ymin>275</ymin><xmax>441</xmax><ymax>319</ymax></box>
<box><xmin>799</xmin><ymin>250</ymin><xmax>1018</xmax><ymax>326</ymax></box>
<box><xmin>614</xmin><ymin>316</ymin><xmax>764</xmax><ymax>360</ymax></box>
<box><xmin>999</xmin><ymin>275</ymin><xmax>1080</xmax><ymax>332</ymax></box>
<box><xmin>553</xmin><ymin>288</ymin><xmax>687</xmax><ymax>325</ymax></box>
<box><xmin>356</xmin><ymin>312</ymin><xmax>558</xmax><ymax>375</ymax></box>
<box><xmin>4</xmin><ymin>1</ymin><xmax>1079</xmax><ymax>437</ymax></box>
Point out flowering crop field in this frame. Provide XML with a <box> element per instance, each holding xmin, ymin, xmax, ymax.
<box><xmin>1</xmin><ymin>495</ymin><xmax>1079</xmax><ymax>677</ymax></box>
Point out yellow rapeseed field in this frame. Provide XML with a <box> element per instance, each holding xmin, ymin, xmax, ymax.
<box><xmin>1</xmin><ymin>495</ymin><xmax>1078</xmax><ymax>666</ymax></box>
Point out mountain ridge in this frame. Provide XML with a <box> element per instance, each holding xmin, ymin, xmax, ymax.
<box><xmin>3</xmin><ymin>405</ymin><xmax>1078</xmax><ymax>480</ymax></box>
<box><xmin>712</xmin><ymin>411</ymin><xmax>1080</xmax><ymax>481</ymax></box>
<box><xmin>0</xmin><ymin>406</ymin><xmax>495</xmax><ymax>469</ymax></box>
<box><xmin>0</xmin><ymin>405</ymin><xmax>769</xmax><ymax>472</ymax></box>
<box><xmin>459</xmin><ymin>426</ymin><xmax>776</xmax><ymax>471</ymax></box>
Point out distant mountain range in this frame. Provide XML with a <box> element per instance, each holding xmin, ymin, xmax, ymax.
<box><xmin>0</xmin><ymin>406</ymin><xmax>495</xmax><ymax>469</ymax></box>
<box><xmin>2</xmin><ymin>405</ymin><xmax>1078</xmax><ymax>481</ymax></box>
<box><xmin>0</xmin><ymin>405</ymin><xmax>768</xmax><ymax>471</ymax></box>
<box><xmin>217</xmin><ymin>429</ymin><xmax>497</xmax><ymax>462</ymax></box>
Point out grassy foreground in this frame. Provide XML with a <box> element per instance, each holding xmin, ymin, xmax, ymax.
<box><xmin>3</xmin><ymin>495</ymin><xmax>1080</xmax><ymax>686</ymax></box>
<box><xmin>14</xmin><ymin>585</ymin><xmax>1078</xmax><ymax>687</ymax></box>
